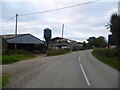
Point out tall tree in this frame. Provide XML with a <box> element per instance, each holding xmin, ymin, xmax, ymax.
<box><xmin>95</xmin><ymin>36</ymin><xmax>107</xmax><ymax>48</ymax></box>
<box><xmin>87</xmin><ymin>36</ymin><xmax>107</xmax><ymax>48</ymax></box>
<box><xmin>82</xmin><ymin>41</ymin><xmax>87</xmax><ymax>48</ymax></box>
<box><xmin>109</xmin><ymin>13</ymin><xmax>120</xmax><ymax>49</ymax></box>
<box><xmin>87</xmin><ymin>37</ymin><xmax>96</xmax><ymax>48</ymax></box>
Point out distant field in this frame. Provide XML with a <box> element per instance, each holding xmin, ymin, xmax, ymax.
<box><xmin>92</xmin><ymin>48</ymin><xmax>120</xmax><ymax>71</ymax></box>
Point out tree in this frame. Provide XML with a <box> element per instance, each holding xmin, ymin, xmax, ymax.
<box><xmin>82</xmin><ymin>41</ymin><xmax>87</xmax><ymax>49</ymax></box>
<box><xmin>109</xmin><ymin>13</ymin><xmax>120</xmax><ymax>49</ymax></box>
<box><xmin>95</xmin><ymin>36</ymin><xmax>107</xmax><ymax>48</ymax></box>
<box><xmin>87</xmin><ymin>37</ymin><xmax>96</xmax><ymax>48</ymax></box>
<box><xmin>87</xmin><ymin>36</ymin><xmax>107</xmax><ymax>48</ymax></box>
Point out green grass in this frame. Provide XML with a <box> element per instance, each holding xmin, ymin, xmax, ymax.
<box><xmin>47</xmin><ymin>49</ymin><xmax>70</xmax><ymax>56</ymax></box>
<box><xmin>92</xmin><ymin>48</ymin><xmax>120</xmax><ymax>71</ymax></box>
<box><xmin>2</xmin><ymin>49</ymin><xmax>34</xmax><ymax>55</ymax></box>
<box><xmin>0</xmin><ymin>76</ymin><xmax>1</xmax><ymax>89</ymax></box>
<box><xmin>1</xmin><ymin>49</ymin><xmax>36</xmax><ymax>64</ymax></box>
<box><xmin>0</xmin><ymin>74</ymin><xmax>10</xmax><ymax>88</ymax></box>
<box><xmin>2</xmin><ymin>55</ymin><xmax>36</xmax><ymax>64</ymax></box>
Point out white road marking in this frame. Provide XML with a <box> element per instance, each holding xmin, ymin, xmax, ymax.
<box><xmin>79</xmin><ymin>56</ymin><xmax>81</xmax><ymax>62</ymax></box>
<box><xmin>80</xmin><ymin>64</ymin><xmax>91</xmax><ymax>86</ymax></box>
<box><xmin>79</xmin><ymin>54</ymin><xmax>82</xmax><ymax>62</ymax></box>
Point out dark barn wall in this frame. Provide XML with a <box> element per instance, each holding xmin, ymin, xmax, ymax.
<box><xmin>8</xmin><ymin>43</ymin><xmax>47</xmax><ymax>53</ymax></box>
<box><xmin>8</xmin><ymin>43</ymin><xmax>35</xmax><ymax>51</ymax></box>
<box><xmin>2</xmin><ymin>37</ymin><xmax>8</xmax><ymax>51</ymax></box>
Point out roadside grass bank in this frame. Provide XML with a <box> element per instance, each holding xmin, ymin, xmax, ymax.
<box><xmin>2</xmin><ymin>55</ymin><xmax>36</xmax><ymax>64</ymax></box>
<box><xmin>2</xmin><ymin>49</ymin><xmax>36</xmax><ymax>65</ymax></box>
<box><xmin>1</xmin><ymin>74</ymin><xmax>10</xmax><ymax>88</ymax></box>
<box><xmin>72</xmin><ymin>48</ymin><xmax>90</xmax><ymax>52</ymax></box>
<box><xmin>47</xmin><ymin>48</ymin><xmax>91</xmax><ymax>56</ymax></box>
<box><xmin>47</xmin><ymin>49</ymin><xmax>70</xmax><ymax>56</ymax></box>
<box><xmin>92</xmin><ymin>48</ymin><xmax>120</xmax><ymax>71</ymax></box>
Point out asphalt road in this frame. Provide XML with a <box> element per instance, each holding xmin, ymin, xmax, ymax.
<box><xmin>3</xmin><ymin>50</ymin><xmax>118</xmax><ymax>88</ymax></box>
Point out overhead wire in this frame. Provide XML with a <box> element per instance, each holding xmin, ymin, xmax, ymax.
<box><xmin>3</xmin><ymin>16</ymin><xmax>16</xmax><ymax>23</ymax></box>
<box><xmin>19</xmin><ymin>0</ymin><xmax>101</xmax><ymax>16</ymax></box>
<box><xmin>3</xmin><ymin>0</ymin><xmax>101</xmax><ymax>22</ymax></box>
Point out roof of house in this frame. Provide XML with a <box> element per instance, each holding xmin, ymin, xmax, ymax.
<box><xmin>51</xmin><ymin>37</ymin><xmax>76</xmax><ymax>42</ymax></box>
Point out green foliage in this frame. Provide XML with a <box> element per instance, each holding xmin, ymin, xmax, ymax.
<box><xmin>92</xmin><ymin>48</ymin><xmax>120</xmax><ymax>71</ymax></box>
<box><xmin>2</xmin><ymin>55</ymin><xmax>36</xmax><ymax>64</ymax></box>
<box><xmin>2</xmin><ymin>49</ymin><xmax>33</xmax><ymax>55</ymax></box>
<box><xmin>87</xmin><ymin>36</ymin><xmax>107</xmax><ymax>48</ymax></box>
<box><xmin>35</xmin><ymin>44</ymin><xmax>47</xmax><ymax>54</ymax></box>
<box><xmin>2</xmin><ymin>74</ymin><xmax>10</xmax><ymax>87</ymax></box>
<box><xmin>72</xmin><ymin>44</ymin><xmax>89</xmax><ymax>51</ymax></box>
<box><xmin>47</xmin><ymin>49</ymin><xmax>70</xmax><ymax>56</ymax></box>
<box><xmin>87</xmin><ymin>37</ymin><xmax>96</xmax><ymax>48</ymax></box>
<box><xmin>95</xmin><ymin>36</ymin><xmax>107</xmax><ymax>48</ymax></box>
<box><xmin>93</xmin><ymin>48</ymin><xmax>119</xmax><ymax>58</ymax></box>
<box><xmin>82</xmin><ymin>41</ymin><xmax>87</xmax><ymax>49</ymax></box>
<box><xmin>109</xmin><ymin>14</ymin><xmax>120</xmax><ymax>49</ymax></box>
<box><xmin>2</xmin><ymin>49</ymin><xmax>36</xmax><ymax>64</ymax></box>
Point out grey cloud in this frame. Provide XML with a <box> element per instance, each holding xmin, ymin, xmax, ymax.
<box><xmin>2</xmin><ymin>1</ymin><xmax>118</xmax><ymax>42</ymax></box>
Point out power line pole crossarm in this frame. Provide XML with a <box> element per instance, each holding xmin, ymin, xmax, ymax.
<box><xmin>15</xmin><ymin>14</ymin><xmax>18</xmax><ymax>50</ymax></box>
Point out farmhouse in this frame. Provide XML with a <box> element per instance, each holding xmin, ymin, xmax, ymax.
<box><xmin>50</xmin><ymin>37</ymin><xmax>77</xmax><ymax>49</ymax></box>
<box><xmin>2</xmin><ymin>33</ymin><xmax>44</xmax><ymax>52</ymax></box>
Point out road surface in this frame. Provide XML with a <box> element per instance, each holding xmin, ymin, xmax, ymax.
<box><xmin>3</xmin><ymin>50</ymin><xmax>119</xmax><ymax>88</ymax></box>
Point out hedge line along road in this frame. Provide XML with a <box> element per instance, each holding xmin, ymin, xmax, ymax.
<box><xmin>3</xmin><ymin>50</ymin><xmax>118</xmax><ymax>88</ymax></box>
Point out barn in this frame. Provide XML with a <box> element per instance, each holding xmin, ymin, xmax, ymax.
<box><xmin>0</xmin><ymin>35</ymin><xmax>8</xmax><ymax>51</ymax></box>
<box><xmin>2</xmin><ymin>34</ymin><xmax>44</xmax><ymax>52</ymax></box>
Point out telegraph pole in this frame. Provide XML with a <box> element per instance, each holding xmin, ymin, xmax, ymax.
<box><xmin>15</xmin><ymin>14</ymin><xmax>18</xmax><ymax>49</ymax></box>
<box><xmin>62</xmin><ymin>24</ymin><xmax>64</xmax><ymax>38</ymax></box>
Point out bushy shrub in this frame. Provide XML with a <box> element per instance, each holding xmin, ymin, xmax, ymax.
<box><xmin>93</xmin><ymin>48</ymin><xmax>119</xmax><ymax>58</ymax></box>
<box><xmin>35</xmin><ymin>44</ymin><xmax>47</xmax><ymax>54</ymax></box>
<box><xmin>47</xmin><ymin>49</ymin><xmax>70</xmax><ymax>56</ymax></box>
<box><xmin>92</xmin><ymin>48</ymin><xmax>120</xmax><ymax>71</ymax></box>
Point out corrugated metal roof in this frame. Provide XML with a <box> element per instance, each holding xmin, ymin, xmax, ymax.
<box><xmin>2</xmin><ymin>33</ymin><xmax>44</xmax><ymax>44</ymax></box>
<box><xmin>2</xmin><ymin>34</ymin><xmax>29</xmax><ymax>39</ymax></box>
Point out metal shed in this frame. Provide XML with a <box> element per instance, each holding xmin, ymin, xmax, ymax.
<box><xmin>2</xmin><ymin>34</ymin><xmax>44</xmax><ymax>51</ymax></box>
<box><xmin>0</xmin><ymin>35</ymin><xmax>8</xmax><ymax>51</ymax></box>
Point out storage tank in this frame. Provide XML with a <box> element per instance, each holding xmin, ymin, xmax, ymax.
<box><xmin>44</xmin><ymin>28</ymin><xmax>52</xmax><ymax>43</ymax></box>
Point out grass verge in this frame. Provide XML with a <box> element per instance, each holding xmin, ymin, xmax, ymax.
<box><xmin>2</xmin><ymin>55</ymin><xmax>36</xmax><ymax>65</ymax></box>
<box><xmin>47</xmin><ymin>49</ymin><xmax>70</xmax><ymax>56</ymax></box>
<box><xmin>0</xmin><ymin>74</ymin><xmax>10</xmax><ymax>88</ymax></box>
<box><xmin>2</xmin><ymin>49</ymin><xmax>36</xmax><ymax>64</ymax></box>
<box><xmin>92</xmin><ymin>48</ymin><xmax>120</xmax><ymax>71</ymax></box>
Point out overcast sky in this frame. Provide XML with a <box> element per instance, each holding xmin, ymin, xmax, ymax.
<box><xmin>1</xmin><ymin>0</ymin><xmax>119</xmax><ymax>42</ymax></box>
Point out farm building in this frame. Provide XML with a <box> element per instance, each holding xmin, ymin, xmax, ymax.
<box><xmin>50</xmin><ymin>37</ymin><xmax>77</xmax><ymax>49</ymax></box>
<box><xmin>2</xmin><ymin>34</ymin><xmax>45</xmax><ymax>52</ymax></box>
<box><xmin>0</xmin><ymin>35</ymin><xmax>8</xmax><ymax>51</ymax></box>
